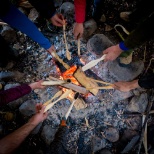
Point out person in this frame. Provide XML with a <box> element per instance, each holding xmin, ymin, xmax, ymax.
<box><xmin>0</xmin><ymin>103</ymin><xmax>48</xmax><ymax>154</ymax></box>
<box><xmin>113</xmin><ymin>73</ymin><xmax>154</xmax><ymax>92</ymax></box>
<box><xmin>0</xmin><ymin>79</ymin><xmax>47</xmax><ymax>154</ymax></box>
<box><xmin>102</xmin><ymin>0</ymin><xmax>154</xmax><ymax>62</ymax></box>
<box><xmin>0</xmin><ymin>80</ymin><xmax>45</xmax><ymax>106</ymax></box>
<box><xmin>28</xmin><ymin>0</ymin><xmax>86</xmax><ymax>40</ymax></box>
<box><xmin>0</xmin><ymin>0</ymin><xmax>86</xmax><ymax>67</ymax></box>
<box><xmin>0</xmin><ymin>0</ymin><xmax>57</xmax><ymax>67</ymax></box>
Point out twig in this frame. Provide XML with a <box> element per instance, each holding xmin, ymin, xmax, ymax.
<box><xmin>63</xmin><ymin>20</ymin><xmax>71</xmax><ymax>60</ymax></box>
<box><xmin>137</xmin><ymin>89</ymin><xmax>154</xmax><ymax>154</ymax></box>
<box><xmin>143</xmin><ymin>45</ymin><xmax>146</xmax><ymax>63</ymax></box>
<box><xmin>144</xmin><ymin>58</ymin><xmax>154</xmax><ymax>75</ymax></box>
<box><xmin>78</xmin><ymin>38</ymin><xmax>80</xmax><ymax>56</ymax></box>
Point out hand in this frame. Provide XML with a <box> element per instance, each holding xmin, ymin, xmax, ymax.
<box><xmin>29</xmin><ymin>80</ymin><xmax>45</xmax><ymax>90</ymax></box>
<box><xmin>73</xmin><ymin>23</ymin><xmax>84</xmax><ymax>40</ymax></box>
<box><xmin>50</xmin><ymin>14</ymin><xmax>64</xmax><ymax>27</ymax></box>
<box><xmin>103</xmin><ymin>44</ymin><xmax>123</xmax><ymax>62</ymax></box>
<box><xmin>29</xmin><ymin>103</ymin><xmax>48</xmax><ymax>125</ymax></box>
<box><xmin>113</xmin><ymin>80</ymin><xmax>139</xmax><ymax>92</ymax></box>
<box><xmin>47</xmin><ymin>45</ymin><xmax>56</xmax><ymax>54</ymax></box>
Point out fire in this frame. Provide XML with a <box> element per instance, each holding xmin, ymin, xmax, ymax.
<box><xmin>62</xmin><ymin>65</ymin><xmax>80</xmax><ymax>85</ymax></box>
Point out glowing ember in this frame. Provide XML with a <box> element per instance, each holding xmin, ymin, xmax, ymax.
<box><xmin>62</xmin><ymin>65</ymin><xmax>80</xmax><ymax>85</ymax></box>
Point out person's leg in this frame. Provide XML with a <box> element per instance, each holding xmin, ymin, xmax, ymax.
<box><xmin>129</xmin><ymin>0</ymin><xmax>154</xmax><ymax>23</ymax></box>
<box><xmin>92</xmin><ymin>0</ymin><xmax>105</xmax><ymax>22</ymax></box>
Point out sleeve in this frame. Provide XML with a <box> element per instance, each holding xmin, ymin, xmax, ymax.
<box><xmin>28</xmin><ymin>0</ymin><xmax>56</xmax><ymax>19</ymax></box>
<box><xmin>0</xmin><ymin>3</ymin><xmax>51</xmax><ymax>50</ymax></box>
<box><xmin>0</xmin><ymin>84</ymin><xmax>32</xmax><ymax>106</ymax></box>
<box><xmin>138</xmin><ymin>73</ymin><xmax>154</xmax><ymax>89</ymax></box>
<box><xmin>74</xmin><ymin>0</ymin><xmax>86</xmax><ymax>23</ymax></box>
<box><xmin>124</xmin><ymin>13</ymin><xmax>154</xmax><ymax>50</ymax></box>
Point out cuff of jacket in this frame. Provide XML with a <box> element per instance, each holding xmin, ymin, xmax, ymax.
<box><xmin>119</xmin><ymin>41</ymin><xmax>130</xmax><ymax>51</ymax></box>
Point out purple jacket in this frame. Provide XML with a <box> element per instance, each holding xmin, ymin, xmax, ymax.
<box><xmin>0</xmin><ymin>84</ymin><xmax>31</xmax><ymax>106</ymax></box>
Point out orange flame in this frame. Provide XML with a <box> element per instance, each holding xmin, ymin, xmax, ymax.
<box><xmin>62</xmin><ymin>65</ymin><xmax>80</xmax><ymax>85</ymax></box>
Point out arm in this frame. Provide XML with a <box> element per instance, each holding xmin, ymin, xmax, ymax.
<box><xmin>103</xmin><ymin>13</ymin><xmax>154</xmax><ymax>61</ymax></box>
<box><xmin>0</xmin><ymin>80</ymin><xmax>45</xmax><ymax>106</ymax></box>
<box><xmin>0</xmin><ymin>104</ymin><xmax>48</xmax><ymax>154</ymax></box>
<box><xmin>113</xmin><ymin>73</ymin><xmax>154</xmax><ymax>92</ymax></box>
<box><xmin>73</xmin><ymin>0</ymin><xmax>86</xmax><ymax>39</ymax></box>
<box><xmin>28</xmin><ymin>0</ymin><xmax>64</xmax><ymax>27</ymax></box>
<box><xmin>0</xmin><ymin>0</ymin><xmax>53</xmax><ymax>51</ymax></box>
<box><xmin>0</xmin><ymin>84</ymin><xmax>31</xmax><ymax>106</ymax></box>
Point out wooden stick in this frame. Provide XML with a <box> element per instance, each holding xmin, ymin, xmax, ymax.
<box><xmin>43</xmin><ymin>90</ymin><xmax>63</xmax><ymax>106</ymax></box>
<box><xmin>78</xmin><ymin>38</ymin><xmax>80</xmax><ymax>56</ymax></box>
<box><xmin>49</xmin><ymin>76</ymin><xmax>89</xmax><ymax>95</ymax></box>
<box><xmin>87</xmin><ymin>85</ymin><xmax>114</xmax><ymax>90</ymax></box>
<box><xmin>41</xmin><ymin>80</ymin><xmax>66</xmax><ymax>86</ymax></box>
<box><xmin>87</xmin><ymin>78</ymin><xmax>112</xmax><ymax>85</ymax></box>
<box><xmin>65</xmin><ymin>93</ymin><xmax>79</xmax><ymax>120</ymax></box>
<box><xmin>82</xmin><ymin>54</ymin><xmax>106</xmax><ymax>72</ymax></box>
<box><xmin>51</xmin><ymin>51</ymin><xmax>70</xmax><ymax>70</ymax></box>
<box><xmin>63</xmin><ymin>21</ymin><xmax>71</xmax><ymax>60</ymax></box>
<box><xmin>44</xmin><ymin>89</ymin><xmax>72</xmax><ymax>112</ymax></box>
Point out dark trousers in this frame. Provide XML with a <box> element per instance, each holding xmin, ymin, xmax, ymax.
<box><xmin>0</xmin><ymin>35</ymin><xmax>11</xmax><ymax>67</ymax></box>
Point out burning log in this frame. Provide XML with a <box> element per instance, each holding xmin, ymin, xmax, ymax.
<box><xmin>74</xmin><ymin>67</ymin><xmax>99</xmax><ymax>96</ymax></box>
<box><xmin>51</xmin><ymin>51</ymin><xmax>70</xmax><ymax>70</ymax></box>
<box><xmin>49</xmin><ymin>76</ymin><xmax>89</xmax><ymax>95</ymax></box>
<box><xmin>63</xmin><ymin>20</ymin><xmax>71</xmax><ymax>60</ymax></box>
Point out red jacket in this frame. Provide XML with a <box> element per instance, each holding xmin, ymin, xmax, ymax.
<box><xmin>74</xmin><ymin>0</ymin><xmax>86</xmax><ymax>23</ymax></box>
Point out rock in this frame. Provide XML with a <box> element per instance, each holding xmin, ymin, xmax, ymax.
<box><xmin>104</xmin><ymin>127</ymin><xmax>119</xmax><ymax>142</ymax></box>
<box><xmin>0</xmin><ymin>71</ymin><xmax>24</xmax><ymax>81</ymax></box>
<box><xmin>120</xmin><ymin>12</ymin><xmax>132</xmax><ymax>22</ymax></box>
<box><xmin>28</xmin><ymin>8</ymin><xmax>39</xmax><ymax>22</ymax></box>
<box><xmin>92</xmin><ymin>136</ymin><xmax>106</xmax><ymax>152</ymax></box>
<box><xmin>111</xmin><ymin>90</ymin><xmax>133</xmax><ymax>102</ymax></box>
<box><xmin>0</xmin><ymin>83</ymin><xmax>2</xmax><ymax>90</ymax></box>
<box><xmin>60</xmin><ymin>2</ymin><xmax>75</xmax><ymax>24</ymax></box>
<box><xmin>98</xmin><ymin>149</ymin><xmax>112</xmax><ymax>154</ymax></box>
<box><xmin>53</xmin><ymin>0</ymin><xmax>63</xmax><ymax>7</ymax></box>
<box><xmin>87</xmin><ymin>34</ymin><xmax>113</xmax><ymax>55</ymax></box>
<box><xmin>104</xmin><ymin>24</ymin><xmax>113</xmax><ymax>32</ymax></box>
<box><xmin>113</xmin><ymin>129</ymin><xmax>138</xmax><ymax>153</ymax></box>
<box><xmin>1</xmin><ymin>26</ymin><xmax>17</xmax><ymax>43</ymax></box>
<box><xmin>126</xmin><ymin>93</ymin><xmax>148</xmax><ymax>113</ymax></box>
<box><xmin>60</xmin><ymin>2</ymin><xmax>74</xmax><ymax>14</ymax></box>
<box><xmin>100</xmin><ymin>14</ymin><xmax>106</xmax><ymax>22</ymax></box>
<box><xmin>0</xmin><ymin>71</ymin><xmax>15</xmax><ymax>81</ymax></box>
<box><xmin>4</xmin><ymin>83</ymin><xmax>20</xmax><ymax>90</ymax></box>
<box><xmin>19</xmin><ymin>100</ymin><xmax>36</xmax><ymax>117</ymax></box>
<box><xmin>108</xmin><ymin>60</ymin><xmax>144</xmax><ymax>81</ymax></box>
<box><xmin>83</xmin><ymin>19</ymin><xmax>97</xmax><ymax>40</ymax></box>
<box><xmin>41</xmin><ymin>125</ymin><xmax>57</xmax><ymax>145</ymax></box>
<box><xmin>126</xmin><ymin>116</ymin><xmax>142</xmax><ymax>130</ymax></box>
